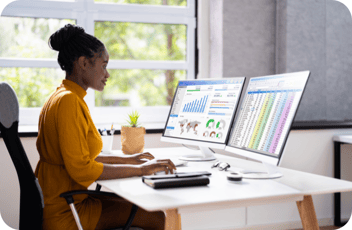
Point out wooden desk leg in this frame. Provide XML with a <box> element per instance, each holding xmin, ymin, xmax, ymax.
<box><xmin>164</xmin><ymin>209</ymin><xmax>181</xmax><ymax>230</ymax></box>
<box><xmin>296</xmin><ymin>195</ymin><xmax>319</xmax><ymax>230</ymax></box>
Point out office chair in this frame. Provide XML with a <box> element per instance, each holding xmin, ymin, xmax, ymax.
<box><xmin>0</xmin><ymin>82</ymin><xmax>141</xmax><ymax>230</ymax></box>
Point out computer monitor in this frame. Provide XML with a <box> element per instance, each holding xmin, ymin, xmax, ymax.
<box><xmin>161</xmin><ymin>77</ymin><xmax>246</xmax><ymax>161</ymax></box>
<box><xmin>225</xmin><ymin>71</ymin><xmax>310</xmax><ymax>179</ymax></box>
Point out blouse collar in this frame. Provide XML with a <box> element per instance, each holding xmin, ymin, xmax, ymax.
<box><xmin>62</xmin><ymin>79</ymin><xmax>87</xmax><ymax>99</ymax></box>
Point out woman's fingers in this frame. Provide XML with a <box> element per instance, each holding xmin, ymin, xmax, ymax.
<box><xmin>156</xmin><ymin>159</ymin><xmax>176</xmax><ymax>171</ymax></box>
<box><xmin>142</xmin><ymin>152</ymin><xmax>154</xmax><ymax>157</ymax></box>
<box><xmin>142</xmin><ymin>159</ymin><xmax>176</xmax><ymax>175</ymax></box>
<box><xmin>140</xmin><ymin>152</ymin><xmax>154</xmax><ymax>160</ymax></box>
<box><xmin>156</xmin><ymin>161</ymin><xmax>175</xmax><ymax>174</ymax></box>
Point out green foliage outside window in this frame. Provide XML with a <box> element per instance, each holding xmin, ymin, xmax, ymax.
<box><xmin>95</xmin><ymin>69</ymin><xmax>186</xmax><ymax>107</ymax></box>
<box><xmin>0</xmin><ymin>17</ymin><xmax>74</xmax><ymax>107</ymax></box>
<box><xmin>0</xmin><ymin>68</ymin><xmax>64</xmax><ymax>107</ymax></box>
<box><xmin>95</xmin><ymin>21</ymin><xmax>186</xmax><ymax>61</ymax></box>
<box><xmin>0</xmin><ymin>0</ymin><xmax>189</xmax><ymax>108</ymax></box>
<box><xmin>0</xmin><ymin>17</ymin><xmax>74</xmax><ymax>59</ymax></box>
<box><xmin>94</xmin><ymin>0</ymin><xmax>187</xmax><ymax>107</ymax></box>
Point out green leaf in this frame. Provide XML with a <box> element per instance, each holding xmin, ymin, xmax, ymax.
<box><xmin>124</xmin><ymin>110</ymin><xmax>141</xmax><ymax>127</ymax></box>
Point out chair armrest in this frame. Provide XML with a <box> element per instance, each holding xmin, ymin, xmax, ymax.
<box><xmin>60</xmin><ymin>190</ymin><xmax>121</xmax><ymax>205</ymax></box>
<box><xmin>61</xmin><ymin>189</ymin><xmax>140</xmax><ymax>230</ymax></box>
<box><xmin>95</xmin><ymin>183</ymin><xmax>102</xmax><ymax>191</ymax></box>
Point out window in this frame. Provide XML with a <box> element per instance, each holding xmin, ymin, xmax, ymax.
<box><xmin>0</xmin><ymin>0</ymin><xmax>196</xmax><ymax>129</ymax></box>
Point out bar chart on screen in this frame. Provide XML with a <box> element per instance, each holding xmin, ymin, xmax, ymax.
<box><xmin>182</xmin><ymin>94</ymin><xmax>209</xmax><ymax>113</ymax></box>
<box><xmin>164</xmin><ymin>78</ymin><xmax>245</xmax><ymax>144</ymax></box>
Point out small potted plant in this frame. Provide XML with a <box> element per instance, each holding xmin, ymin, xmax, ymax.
<box><xmin>121</xmin><ymin>110</ymin><xmax>146</xmax><ymax>155</ymax></box>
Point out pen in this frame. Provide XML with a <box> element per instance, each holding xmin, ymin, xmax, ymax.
<box><xmin>102</xmin><ymin>129</ymin><xmax>107</xmax><ymax>136</ymax></box>
<box><xmin>110</xmin><ymin>123</ymin><xmax>114</xmax><ymax>135</ymax></box>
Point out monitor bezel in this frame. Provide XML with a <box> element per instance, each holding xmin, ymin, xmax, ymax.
<box><xmin>161</xmin><ymin>77</ymin><xmax>246</xmax><ymax>148</ymax></box>
<box><xmin>225</xmin><ymin>70</ymin><xmax>311</xmax><ymax>166</ymax></box>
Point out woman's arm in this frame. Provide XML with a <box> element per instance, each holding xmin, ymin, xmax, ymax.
<box><xmin>97</xmin><ymin>159</ymin><xmax>176</xmax><ymax>180</ymax></box>
<box><xmin>95</xmin><ymin>152</ymin><xmax>154</xmax><ymax>165</ymax></box>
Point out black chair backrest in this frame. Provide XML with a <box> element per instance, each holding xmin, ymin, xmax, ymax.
<box><xmin>0</xmin><ymin>82</ymin><xmax>44</xmax><ymax>230</ymax></box>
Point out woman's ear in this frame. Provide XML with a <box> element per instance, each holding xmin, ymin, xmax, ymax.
<box><xmin>77</xmin><ymin>56</ymin><xmax>88</xmax><ymax>71</ymax></box>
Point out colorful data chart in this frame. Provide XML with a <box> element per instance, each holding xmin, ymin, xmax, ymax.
<box><xmin>216</xmin><ymin>120</ymin><xmax>226</xmax><ymax>130</ymax></box>
<box><xmin>231</xmin><ymin>89</ymin><xmax>300</xmax><ymax>155</ymax></box>
<box><xmin>206</xmin><ymin>119</ymin><xmax>215</xmax><ymax>129</ymax></box>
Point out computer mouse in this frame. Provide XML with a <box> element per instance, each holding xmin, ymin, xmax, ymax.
<box><xmin>227</xmin><ymin>172</ymin><xmax>243</xmax><ymax>182</ymax></box>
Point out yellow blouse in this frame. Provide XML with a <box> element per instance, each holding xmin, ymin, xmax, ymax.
<box><xmin>35</xmin><ymin>79</ymin><xmax>104</xmax><ymax>230</ymax></box>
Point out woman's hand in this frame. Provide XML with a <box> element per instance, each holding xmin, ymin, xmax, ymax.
<box><xmin>126</xmin><ymin>152</ymin><xmax>155</xmax><ymax>164</ymax></box>
<box><xmin>139</xmin><ymin>159</ymin><xmax>176</xmax><ymax>175</ymax></box>
<box><xmin>97</xmin><ymin>157</ymin><xmax>176</xmax><ymax>180</ymax></box>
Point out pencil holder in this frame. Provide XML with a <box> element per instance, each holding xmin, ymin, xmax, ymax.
<box><xmin>101</xmin><ymin>135</ymin><xmax>114</xmax><ymax>154</ymax></box>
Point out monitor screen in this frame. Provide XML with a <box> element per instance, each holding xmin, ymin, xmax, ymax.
<box><xmin>163</xmin><ymin>78</ymin><xmax>245</xmax><ymax>145</ymax></box>
<box><xmin>226</xmin><ymin>71</ymin><xmax>310</xmax><ymax>164</ymax></box>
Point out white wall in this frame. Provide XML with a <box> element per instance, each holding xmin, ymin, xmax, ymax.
<box><xmin>209</xmin><ymin>0</ymin><xmax>223</xmax><ymax>79</ymax></box>
<box><xmin>1</xmin><ymin>129</ymin><xmax>352</xmax><ymax>229</ymax></box>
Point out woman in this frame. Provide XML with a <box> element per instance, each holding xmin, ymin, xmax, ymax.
<box><xmin>35</xmin><ymin>24</ymin><xmax>176</xmax><ymax>230</ymax></box>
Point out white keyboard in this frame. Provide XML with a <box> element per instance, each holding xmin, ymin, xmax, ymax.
<box><xmin>171</xmin><ymin>159</ymin><xmax>188</xmax><ymax>167</ymax></box>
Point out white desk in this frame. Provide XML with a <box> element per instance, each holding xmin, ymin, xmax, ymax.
<box><xmin>97</xmin><ymin>147</ymin><xmax>352</xmax><ymax>230</ymax></box>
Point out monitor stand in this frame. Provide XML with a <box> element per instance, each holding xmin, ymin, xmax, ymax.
<box><xmin>241</xmin><ymin>162</ymin><xmax>283</xmax><ymax>179</ymax></box>
<box><xmin>179</xmin><ymin>146</ymin><xmax>216</xmax><ymax>161</ymax></box>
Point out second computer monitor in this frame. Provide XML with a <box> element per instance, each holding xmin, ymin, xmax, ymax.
<box><xmin>161</xmin><ymin>77</ymin><xmax>245</xmax><ymax>161</ymax></box>
<box><xmin>225</xmin><ymin>71</ymin><xmax>310</xmax><ymax>174</ymax></box>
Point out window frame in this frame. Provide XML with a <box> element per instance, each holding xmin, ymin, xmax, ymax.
<box><xmin>0</xmin><ymin>0</ymin><xmax>196</xmax><ymax>129</ymax></box>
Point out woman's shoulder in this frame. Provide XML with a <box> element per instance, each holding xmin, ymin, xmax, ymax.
<box><xmin>52</xmin><ymin>88</ymin><xmax>80</xmax><ymax>111</ymax></box>
<box><xmin>57</xmin><ymin>88</ymin><xmax>78</xmax><ymax>102</ymax></box>
<box><xmin>55</xmin><ymin>89</ymin><xmax>89</xmax><ymax>116</ymax></box>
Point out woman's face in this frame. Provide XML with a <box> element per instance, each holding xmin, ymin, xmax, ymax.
<box><xmin>84</xmin><ymin>48</ymin><xmax>110</xmax><ymax>92</ymax></box>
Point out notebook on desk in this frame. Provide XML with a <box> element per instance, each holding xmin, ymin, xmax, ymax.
<box><xmin>142</xmin><ymin>171</ymin><xmax>211</xmax><ymax>189</ymax></box>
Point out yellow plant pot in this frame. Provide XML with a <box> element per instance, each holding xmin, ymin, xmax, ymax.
<box><xmin>121</xmin><ymin>126</ymin><xmax>146</xmax><ymax>155</ymax></box>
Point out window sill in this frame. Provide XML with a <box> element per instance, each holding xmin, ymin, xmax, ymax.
<box><xmin>3</xmin><ymin>121</ymin><xmax>352</xmax><ymax>138</ymax></box>
<box><xmin>0</xmin><ymin>122</ymin><xmax>165</xmax><ymax>138</ymax></box>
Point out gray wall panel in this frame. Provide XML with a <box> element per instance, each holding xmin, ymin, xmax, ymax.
<box><xmin>285</xmin><ymin>0</ymin><xmax>327</xmax><ymax>121</ymax></box>
<box><xmin>222</xmin><ymin>0</ymin><xmax>276</xmax><ymax>78</ymax></box>
<box><xmin>326</xmin><ymin>0</ymin><xmax>352</xmax><ymax>120</ymax></box>
<box><xmin>218</xmin><ymin>0</ymin><xmax>352</xmax><ymax>122</ymax></box>
<box><xmin>276</xmin><ymin>0</ymin><xmax>287</xmax><ymax>74</ymax></box>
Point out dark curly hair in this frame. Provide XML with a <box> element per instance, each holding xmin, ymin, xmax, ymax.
<box><xmin>48</xmin><ymin>24</ymin><xmax>105</xmax><ymax>76</ymax></box>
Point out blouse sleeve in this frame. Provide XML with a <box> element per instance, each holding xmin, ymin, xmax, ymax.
<box><xmin>57</xmin><ymin>93</ymin><xmax>104</xmax><ymax>188</ymax></box>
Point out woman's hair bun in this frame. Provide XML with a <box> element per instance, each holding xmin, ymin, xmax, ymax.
<box><xmin>49</xmin><ymin>24</ymin><xmax>85</xmax><ymax>52</ymax></box>
<box><xmin>49</xmin><ymin>23</ymin><xmax>104</xmax><ymax>75</ymax></box>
